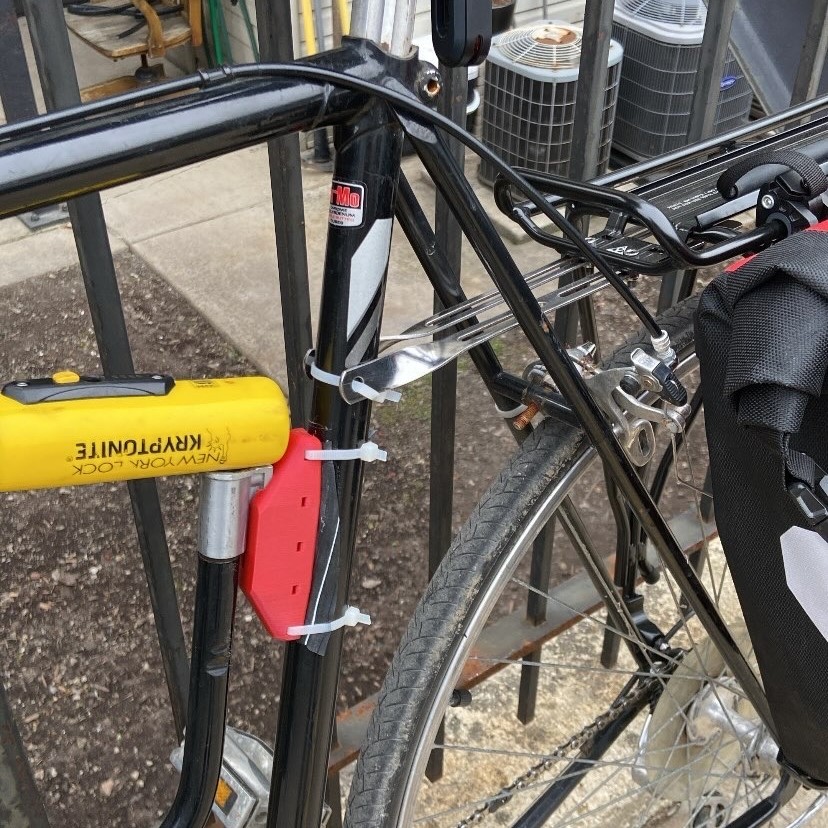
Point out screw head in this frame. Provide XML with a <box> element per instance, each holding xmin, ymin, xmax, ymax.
<box><xmin>760</xmin><ymin>194</ymin><xmax>776</xmax><ymax>210</ymax></box>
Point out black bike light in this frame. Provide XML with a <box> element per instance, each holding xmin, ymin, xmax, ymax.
<box><xmin>431</xmin><ymin>0</ymin><xmax>491</xmax><ymax>67</ymax></box>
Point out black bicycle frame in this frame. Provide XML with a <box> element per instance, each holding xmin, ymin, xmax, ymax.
<box><xmin>0</xmin><ymin>34</ymin><xmax>793</xmax><ymax>825</ymax></box>
<box><xmin>267</xmin><ymin>49</ymin><xmax>417</xmax><ymax>828</ymax></box>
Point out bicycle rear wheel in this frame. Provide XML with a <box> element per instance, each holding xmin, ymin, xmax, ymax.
<box><xmin>345</xmin><ymin>296</ymin><xmax>825</xmax><ymax>828</ymax></box>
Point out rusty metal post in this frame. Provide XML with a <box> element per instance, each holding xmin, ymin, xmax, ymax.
<box><xmin>0</xmin><ymin>0</ymin><xmax>38</xmax><ymax>122</ymax></box>
<box><xmin>524</xmin><ymin>0</ymin><xmax>614</xmax><ymax>725</ymax></box>
<box><xmin>0</xmin><ymin>12</ymin><xmax>51</xmax><ymax>823</ymax></box>
<box><xmin>686</xmin><ymin>0</ymin><xmax>738</xmax><ymax>144</ymax></box>
<box><xmin>21</xmin><ymin>0</ymin><xmax>190</xmax><ymax>738</ymax></box>
<box><xmin>425</xmin><ymin>60</ymin><xmax>467</xmax><ymax>784</ymax></box>
<box><xmin>254</xmin><ymin>0</ymin><xmax>314</xmax><ymax>428</ymax></box>
<box><xmin>0</xmin><ymin>677</ymin><xmax>50</xmax><ymax>826</ymax></box>
<box><xmin>554</xmin><ymin>0</ymin><xmax>611</xmax><ymax>351</ymax></box>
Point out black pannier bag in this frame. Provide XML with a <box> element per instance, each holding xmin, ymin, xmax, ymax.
<box><xmin>695</xmin><ymin>222</ymin><xmax>828</xmax><ymax>783</ymax></box>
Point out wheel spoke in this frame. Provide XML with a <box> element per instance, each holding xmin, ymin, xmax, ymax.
<box><xmin>346</xmin><ymin>302</ymin><xmax>818</xmax><ymax>828</ymax></box>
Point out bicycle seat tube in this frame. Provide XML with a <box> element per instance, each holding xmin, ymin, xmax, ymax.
<box><xmin>265</xmin><ymin>4</ymin><xmax>419</xmax><ymax>825</ymax></box>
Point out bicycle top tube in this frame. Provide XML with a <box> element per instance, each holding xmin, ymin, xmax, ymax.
<box><xmin>0</xmin><ymin>0</ymin><xmax>418</xmax><ymax>218</ymax></box>
<box><xmin>3</xmin><ymin>58</ymin><xmax>828</xmax><ymax>279</ymax></box>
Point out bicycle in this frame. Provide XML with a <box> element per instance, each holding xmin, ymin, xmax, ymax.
<box><xmin>4</xmin><ymin>1</ymin><xmax>828</xmax><ymax>826</ymax></box>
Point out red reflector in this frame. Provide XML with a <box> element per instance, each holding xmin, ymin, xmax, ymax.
<box><xmin>240</xmin><ymin>428</ymin><xmax>322</xmax><ymax>641</ymax></box>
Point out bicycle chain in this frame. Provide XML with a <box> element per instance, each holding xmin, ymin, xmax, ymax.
<box><xmin>454</xmin><ymin>676</ymin><xmax>660</xmax><ymax>827</ymax></box>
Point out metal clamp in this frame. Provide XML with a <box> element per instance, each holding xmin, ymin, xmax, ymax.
<box><xmin>523</xmin><ymin>342</ymin><xmax>599</xmax><ymax>389</ymax></box>
<box><xmin>586</xmin><ymin>366</ymin><xmax>690</xmax><ymax>467</ymax></box>
<box><xmin>199</xmin><ymin>466</ymin><xmax>273</xmax><ymax>561</ymax></box>
<box><xmin>631</xmin><ymin>347</ymin><xmax>686</xmax><ymax>405</ymax></box>
<box><xmin>305</xmin><ymin>352</ymin><xmax>402</xmax><ymax>404</ymax></box>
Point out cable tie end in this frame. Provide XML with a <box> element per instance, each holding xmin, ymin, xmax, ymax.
<box><xmin>305</xmin><ymin>441</ymin><xmax>387</xmax><ymax>463</ymax></box>
<box><xmin>350</xmin><ymin>379</ymin><xmax>402</xmax><ymax>403</ymax></box>
<box><xmin>286</xmin><ymin>605</ymin><xmax>372</xmax><ymax>637</ymax></box>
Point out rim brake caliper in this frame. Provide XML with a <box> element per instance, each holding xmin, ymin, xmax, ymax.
<box><xmin>585</xmin><ymin>348</ymin><xmax>690</xmax><ymax>467</ymax></box>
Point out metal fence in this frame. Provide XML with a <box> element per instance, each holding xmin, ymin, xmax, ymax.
<box><xmin>1</xmin><ymin>1</ymin><xmax>828</xmax><ymax>826</ymax></box>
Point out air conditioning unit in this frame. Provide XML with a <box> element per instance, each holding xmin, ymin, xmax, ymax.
<box><xmin>478</xmin><ymin>22</ymin><xmax>623</xmax><ymax>185</ymax></box>
<box><xmin>611</xmin><ymin>0</ymin><xmax>754</xmax><ymax>160</ymax></box>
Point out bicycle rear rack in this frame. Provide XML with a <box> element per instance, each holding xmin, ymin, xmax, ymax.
<box><xmin>338</xmin><ymin>260</ymin><xmax>610</xmax><ymax>404</ymax></box>
<box><xmin>339</xmin><ymin>105</ymin><xmax>828</xmax><ymax>408</ymax></box>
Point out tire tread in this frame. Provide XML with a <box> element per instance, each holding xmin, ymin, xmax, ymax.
<box><xmin>345</xmin><ymin>298</ymin><xmax>700</xmax><ymax>827</ymax></box>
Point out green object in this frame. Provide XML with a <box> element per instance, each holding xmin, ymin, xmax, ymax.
<box><xmin>215</xmin><ymin>0</ymin><xmax>232</xmax><ymax>63</ymax></box>
<box><xmin>210</xmin><ymin>0</ymin><xmax>223</xmax><ymax>64</ymax></box>
<box><xmin>204</xmin><ymin>0</ymin><xmax>233</xmax><ymax>65</ymax></box>
<box><xmin>239</xmin><ymin>0</ymin><xmax>260</xmax><ymax>61</ymax></box>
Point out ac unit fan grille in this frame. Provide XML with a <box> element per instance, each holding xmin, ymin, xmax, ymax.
<box><xmin>494</xmin><ymin>24</ymin><xmax>583</xmax><ymax>70</ymax></box>
<box><xmin>617</xmin><ymin>0</ymin><xmax>704</xmax><ymax>26</ymax></box>
<box><xmin>479</xmin><ymin>58</ymin><xmax>622</xmax><ymax>183</ymax></box>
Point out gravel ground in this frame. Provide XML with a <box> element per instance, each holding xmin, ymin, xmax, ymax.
<box><xmin>0</xmin><ymin>248</ymin><xmax>685</xmax><ymax>826</ymax></box>
<box><xmin>0</xmin><ymin>250</ymin><xmax>529</xmax><ymax>826</ymax></box>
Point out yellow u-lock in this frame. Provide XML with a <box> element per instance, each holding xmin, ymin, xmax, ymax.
<box><xmin>0</xmin><ymin>373</ymin><xmax>290</xmax><ymax>491</ymax></box>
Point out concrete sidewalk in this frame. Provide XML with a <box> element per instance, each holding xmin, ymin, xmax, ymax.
<box><xmin>1</xmin><ymin>144</ymin><xmax>552</xmax><ymax>379</ymax></box>
<box><xmin>0</xmin><ymin>17</ymin><xmax>557</xmax><ymax>382</ymax></box>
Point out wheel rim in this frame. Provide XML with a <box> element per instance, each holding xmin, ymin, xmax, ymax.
<box><xmin>390</xmin><ymin>345</ymin><xmax>814</xmax><ymax>828</ymax></box>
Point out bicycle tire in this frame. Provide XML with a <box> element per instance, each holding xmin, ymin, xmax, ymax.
<box><xmin>345</xmin><ymin>296</ymin><xmax>824</xmax><ymax>828</ymax></box>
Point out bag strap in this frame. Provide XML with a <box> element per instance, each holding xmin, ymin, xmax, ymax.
<box><xmin>717</xmin><ymin>149</ymin><xmax>828</xmax><ymax>200</ymax></box>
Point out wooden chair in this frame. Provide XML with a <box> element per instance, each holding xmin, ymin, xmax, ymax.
<box><xmin>64</xmin><ymin>0</ymin><xmax>202</xmax><ymax>99</ymax></box>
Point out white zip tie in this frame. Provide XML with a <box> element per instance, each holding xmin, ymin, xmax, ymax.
<box><xmin>496</xmin><ymin>403</ymin><xmax>528</xmax><ymax>418</ymax></box>
<box><xmin>350</xmin><ymin>379</ymin><xmax>402</xmax><ymax>403</ymax></box>
<box><xmin>307</xmin><ymin>356</ymin><xmax>401</xmax><ymax>403</ymax></box>
<box><xmin>307</xmin><ymin>359</ymin><xmax>340</xmax><ymax>387</ymax></box>
<box><xmin>305</xmin><ymin>441</ymin><xmax>388</xmax><ymax>462</ymax></box>
<box><xmin>287</xmin><ymin>605</ymin><xmax>372</xmax><ymax>637</ymax></box>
